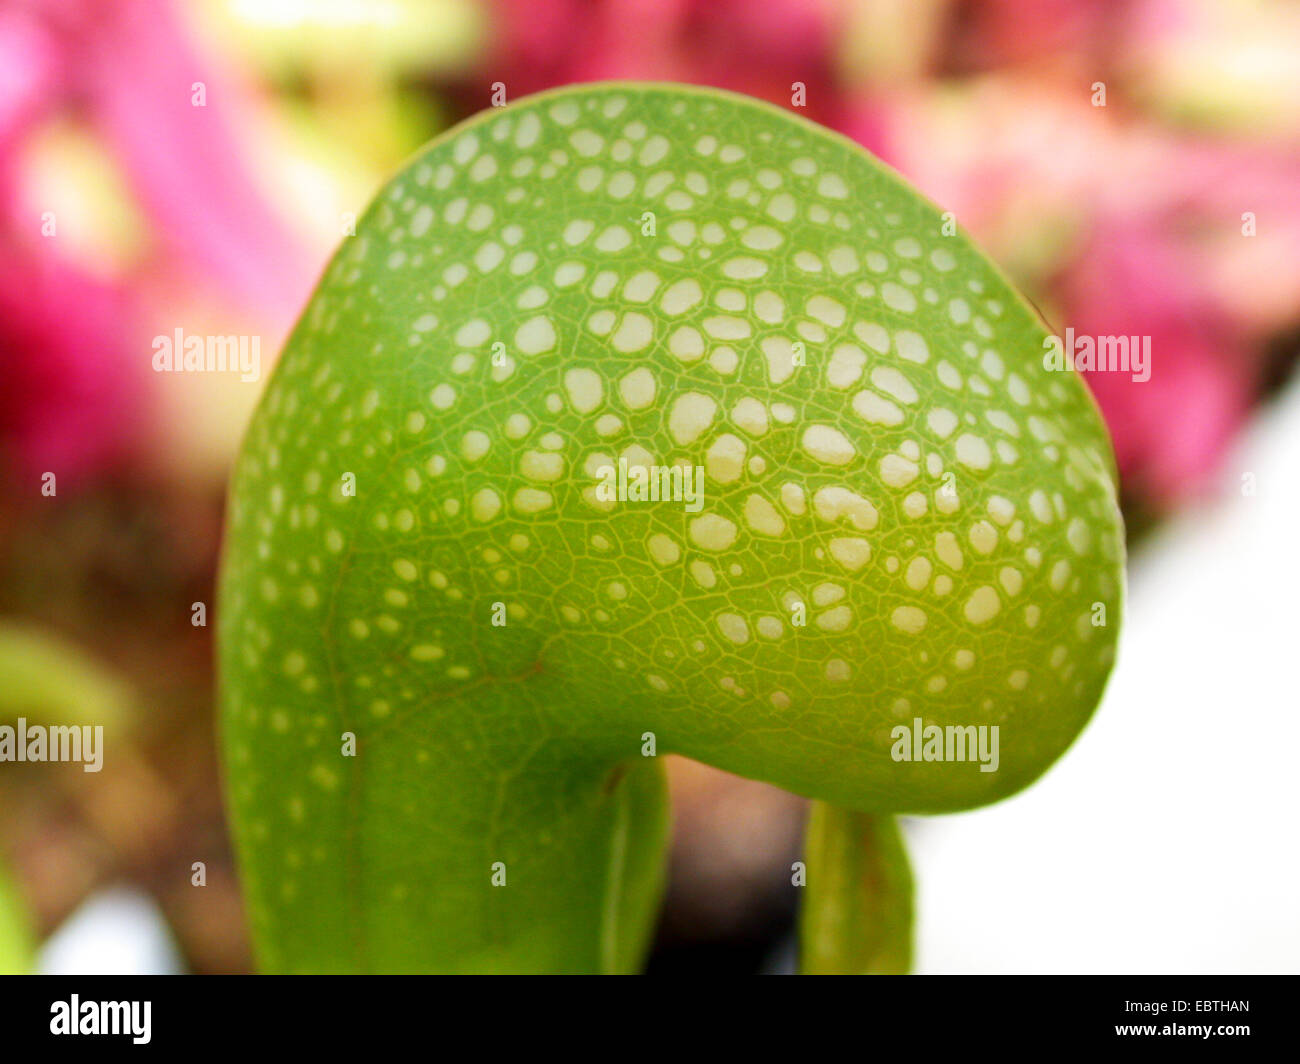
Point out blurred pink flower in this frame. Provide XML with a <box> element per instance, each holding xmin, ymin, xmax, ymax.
<box><xmin>484</xmin><ymin>0</ymin><xmax>852</xmax><ymax>130</ymax></box>
<box><xmin>0</xmin><ymin>248</ymin><xmax>142</xmax><ymax>482</ymax></box>
<box><xmin>0</xmin><ymin>0</ymin><xmax>312</xmax><ymax>486</ymax></box>
<box><xmin>1060</xmin><ymin>216</ymin><xmax>1251</xmax><ymax>507</ymax></box>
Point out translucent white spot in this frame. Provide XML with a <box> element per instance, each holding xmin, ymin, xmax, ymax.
<box><xmin>928</xmin><ymin>408</ymin><xmax>958</xmax><ymax>438</ymax></box>
<box><xmin>470</xmin><ymin>488</ymin><xmax>502</xmax><ymax>522</ymax></box>
<box><xmin>813</xmin><ymin>486</ymin><xmax>878</xmax><ymax>530</ymax></box>
<box><xmin>743</xmin><ymin>494</ymin><xmax>785</xmax><ymax>537</ymax></box>
<box><xmin>723</xmin><ymin>256</ymin><xmax>767</xmax><ymax>280</ymax></box>
<box><xmin>881</xmin><ymin>283</ymin><xmax>917</xmax><ymax>312</ymax></box>
<box><xmin>955</xmin><ymin>433</ymin><xmax>992</xmax><ymax>470</ymax></box>
<box><xmin>455</xmin><ymin>319</ymin><xmax>492</xmax><ymax>347</ymax></box>
<box><xmin>667</xmin><ymin>325</ymin><xmax>704</xmax><ymax>362</ymax></box>
<box><xmin>716</xmin><ymin>613</ymin><xmax>750</xmax><ymax>646</ymax></box>
<box><xmin>828</xmin><ymin>344</ymin><xmax>867</xmax><ymax>388</ymax></box>
<box><xmin>732</xmin><ymin>398</ymin><xmax>769</xmax><ymax>436</ymax></box>
<box><xmin>754</xmin><ymin>290</ymin><xmax>784</xmax><ymax>324</ymax></box>
<box><xmin>595</xmin><ymin>225</ymin><xmax>631</xmax><ymax>252</ymax></box>
<box><xmin>564</xmin><ymin>368</ymin><xmax>604</xmax><ymax>414</ymax></box>
<box><xmin>520</xmin><ymin>450</ymin><xmax>564</xmax><ymax>481</ymax></box>
<box><xmin>512</xmin><ymin>488</ymin><xmax>553</xmax><ymax>514</ymax></box>
<box><xmin>562</xmin><ymin>219</ymin><xmax>595</xmax><ymax>246</ymax></box>
<box><xmin>801</xmin><ymin>425</ymin><xmax>856</xmax><ymax>466</ymax></box>
<box><xmin>935</xmin><ymin>531</ymin><xmax>964</xmax><ymax>570</ymax></box>
<box><xmin>851</xmin><ymin>390</ymin><xmax>904</xmax><ymax>427</ymax></box>
<box><xmin>618</xmin><ymin>367</ymin><xmax>657</xmax><ymax>410</ymax></box>
<box><xmin>761</xmin><ymin>336</ymin><xmax>798</xmax><ymax>384</ymax></box>
<box><xmin>905</xmin><ymin>556</ymin><xmax>932</xmax><ymax>590</ymax></box>
<box><xmin>612</xmin><ymin>312</ymin><xmax>654</xmax><ymax>352</ymax></box>
<box><xmin>702</xmin><ymin>316</ymin><xmax>751</xmax><ymax>341</ymax></box>
<box><xmin>741</xmin><ymin>225</ymin><xmax>783</xmax><ymax>251</ymax></box>
<box><xmin>660</xmin><ymin>278</ymin><xmax>703</xmax><ymax>316</ymax></box>
<box><xmin>690</xmin><ymin>514</ymin><xmax>738</xmax><ymax>552</ymax></box>
<box><xmin>706</xmin><ymin>434</ymin><xmax>747</xmax><ymax>484</ymax></box>
<box><xmin>461</xmin><ymin>430</ymin><xmax>490</xmax><ymax>461</ymax></box>
<box><xmin>964</xmin><ymin>586</ymin><xmax>1001</xmax><ymax>624</ymax></box>
<box><xmin>879</xmin><ymin>453</ymin><xmax>920</xmax><ymax>489</ymax></box>
<box><xmin>668</xmin><ymin>392</ymin><xmax>717</xmax><ymax>446</ymax></box>
<box><xmin>894</xmin><ymin>330</ymin><xmax>929</xmax><ymax>363</ymax></box>
<box><xmin>647</xmin><ymin>533</ymin><xmax>681</xmax><ymax>566</ymax></box>
<box><xmin>829</xmin><ymin>537</ymin><xmax>871</xmax><ymax>571</ymax></box>
<box><xmin>891</xmin><ymin>606</ymin><xmax>927</xmax><ymax>634</ymax></box>
<box><xmin>871</xmin><ymin>366</ymin><xmax>918</xmax><ymax>404</ymax></box>
<box><xmin>515</xmin><ymin>315</ymin><xmax>556</xmax><ymax>355</ymax></box>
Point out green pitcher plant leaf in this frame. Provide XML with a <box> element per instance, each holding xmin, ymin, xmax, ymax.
<box><xmin>800</xmin><ymin>804</ymin><xmax>913</xmax><ymax>974</ymax></box>
<box><xmin>218</xmin><ymin>82</ymin><xmax>1124</xmax><ymax>973</ymax></box>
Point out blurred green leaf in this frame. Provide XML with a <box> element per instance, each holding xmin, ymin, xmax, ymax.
<box><xmin>0</xmin><ymin>863</ymin><xmax>33</xmax><ymax>975</ymax></box>
<box><xmin>801</xmin><ymin>804</ymin><xmax>913</xmax><ymax>974</ymax></box>
<box><xmin>0</xmin><ymin>622</ymin><xmax>129</xmax><ymax>730</ymax></box>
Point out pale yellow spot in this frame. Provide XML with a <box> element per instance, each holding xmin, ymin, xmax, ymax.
<box><xmin>987</xmin><ymin>496</ymin><xmax>1016</xmax><ymax>525</ymax></box>
<box><xmin>705</xmin><ymin>434</ymin><xmax>747</xmax><ymax>484</ymax></box>
<box><xmin>871</xmin><ymin>367</ymin><xmax>918</xmax><ymax>404</ymax></box>
<box><xmin>732</xmin><ymin>397</ymin><xmax>769</xmax><ymax>436</ymax></box>
<box><xmin>894</xmin><ymin>330</ymin><xmax>929</xmax><ymax>363</ymax></box>
<box><xmin>520</xmin><ymin>450</ymin><xmax>564</xmax><ymax>481</ymax></box>
<box><xmin>647</xmin><ymin>534</ymin><xmax>681</xmax><ymax>566</ymax></box>
<box><xmin>935</xmin><ymin>531</ymin><xmax>964</xmax><ymax>570</ymax></box>
<box><xmin>801</xmin><ymin>425</ymin><xmax>856</xmax><ymax>466</ymax></box>
<box><xmin>716</xmin><ymin>613</ymin><xmax>750</xmax><ymax>645</ymax></box>
<box><xmin>955</xmin><ymin>433</ymin><xmax>992</xmax><ymax>471</ymax></box>
<box><xmin>880</xmin><ymin>453</ymin><xmax>920</xmax><ymax>489</ymax></box>
<box><xmin>928</xmin><ymin>408</ymin><xmax>958</xmax><ymax>438</ymax></box>
<box><xmin>812</xmin><ymin>582</ymin><xmax>845</xmax><ymax>608</ymax></box>
<box><xmin>689</xmin><ymin>514</ymin><xmax>738</xmax><ymax>552</ymax></box>
<box><xmin>852</xmin><ymin>390</ymin><xmax>904</xmax><ymax>427</ymax></box>
<box><xmin>661</xmin><ymin>278</ymin><xmax>703</xmax><ymax>315</ymax></box>
<box><xmin>780</xmin><ymin>482</ymin><xmax>806</xmax><ymax>515</ymax></box>
<box><xmin>891</xmin><ymin>606</ymin><xmax>927</xmax><ymax>634</ymax></box>
<box><xmin>761</xmin><ymin>336</ymin><xmax>798</xmax><ymax>384</ymax></box>
<box><xmin>816</xmin><ymin>606</ymin><xmax>853</xmax><ymax>632</ymax></box>
<box><xmin>829</xmin><ymin>537</ymin><xmax>871</xmax><ymax>571</ymax></box>
<box><xmin>513</xmin><ymin>488</ymin><xmax>553</xmax><ymax>514</ymax></box>
<box><xmin>827</xmin><ymin>344</ymin><xmax>866</xmax><ymax>389</ymax></box>
<box><xmin>515</xmin><ymin>315</ymin><xmax>556</xmax><ymax>355</ymax></box>
<box><xmin>461</xmin><ymin>430</ymin><xmax>491</xmax><ymax>461</ymax></box>
<box><xmin>618</xmin><ymin>367</ymin><xmax>657</xmax><ymax>410</ymax></box>
<box><xmin>667</xmin><ymin>325</ymin><xmax>705</xmax><ymax>361</ymax></box>
<box><xmin>964</xmin><ymin>586</ymin><xmax>1001</xmax><ymax>624</ymax></box>
<box><xmin>563</xmin><ymin>368</ymin><xmax>603</xmax><ymax>413</ymax></box>
<box><xmin>813</xmin><ymin>486</ymin><xmax>878</xmax><ymax>530</ymax></box>
<box><xmin>743</xmin><ymin>494</ymin><xmax>785</xmax><ymax>537</ymax></box>
<box><xmin>611</xmin><ymin>312</ymin><xmax>654</xmax><ymax>352</ymax></box>
<box><xmin>905</xmin><ymin>556</ymin><xmax>932</xmax><ymax>591</ymax></box>
<box><xmin>825</xmin><ymin>659</ymin><xmax>851</xmax><ymax>682</ymax></box>
<box><xmin>690</xmin><ymin>560</ymin><xmax>718</xmax><ymax>589</ymax></box>
<box><xmin>968</xmin><ymin>520</ymin><xmax>998</xmax><ymax>555</ymax></box>
<box><xmin>668</xmin><ymin>392</ymin><xmax>717</xmax><ymax>446</ymax></box>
